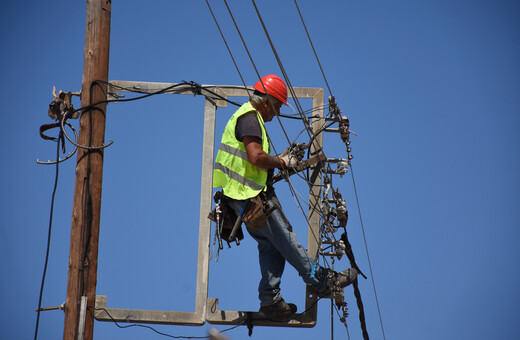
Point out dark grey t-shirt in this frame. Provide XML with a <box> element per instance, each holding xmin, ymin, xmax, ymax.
<box><xmin>235</xmin><ymin>112</ymin><xmax>274</xmax><ymax>190</ymax></box>
<box><xmin>235</xmin><ymin>113</ymin><xmax>262</xmax><ymax>141</ymax></box>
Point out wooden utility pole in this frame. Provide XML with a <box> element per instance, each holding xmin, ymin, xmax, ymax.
<box><xmin>63</xmin><ymin>1</ymin><xmax>111</xmax><ymax>339</ymax></box>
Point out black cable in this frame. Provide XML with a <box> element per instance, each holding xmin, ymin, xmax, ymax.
<box><xmin>34</xmin><ymin>131</ymin><xmax>62</xmax><ymax>340</ymax></box>
<box><xmin>94</xmin><ymin>307</ymin><xmax>243</xmax><ymax>339</ymax></box>
<box><xmin>293</xmin><ymin>0</ymin><xmax>333</xmax><ymax>97</ymax></box>
<box><xmin>278</xmin><ymin>113</ymin><xmax>319</xmax><ymax>120</ymax></box>
<box><xmin>96</xmin><ymin>81</ymin><xmax>242</xmax><ymax>110</ymax></box>
<box><xmin>350</xmin><ymin>164</ymin><xmax>385</xmax><ymax>339</ymax></box>
<box><xmin>59</xmin><ymin>81</ymin><xmax>241</xmax><ymax>153</ymax></box>
<box><xmin>332</xmin><ymin>303</ymin><xmax>351</xmax><ymax>340</ymax></box>
<box><xmin>67</xmin><ymin>81</ymin><xmax>201</xmax><ymax>120</ymax></box>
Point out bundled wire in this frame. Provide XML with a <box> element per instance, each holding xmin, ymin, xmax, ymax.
<box><xmin>38</xmin><ymin>81</ymin><xmax>242</xmax><ymax>162</ymax></box>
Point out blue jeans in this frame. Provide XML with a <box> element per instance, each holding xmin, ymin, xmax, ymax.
<box><xmin>226</xmin><ymin>191</ymin><xmax>327</xmax><ymax>306</ymax></box>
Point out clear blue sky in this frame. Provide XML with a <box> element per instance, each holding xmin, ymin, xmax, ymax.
<box><xmin>1</xmin><ymin>1</ymin><xmax>519</xmax><ymax>339</ymax></box>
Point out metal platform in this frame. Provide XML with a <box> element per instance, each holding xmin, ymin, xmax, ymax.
<box><xmin>94</xmin><ymin>81</ymin><xmax>324</xmax><ymax>327</ymax></box>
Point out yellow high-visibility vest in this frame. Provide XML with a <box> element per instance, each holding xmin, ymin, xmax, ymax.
<box><xmin>213</xmin><ymin>102</ymin><xmax>270</xmax><ymax>200</ymax></box>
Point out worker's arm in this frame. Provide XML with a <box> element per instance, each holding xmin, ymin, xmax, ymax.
<box><xmin>243</xmin><ymin>136</ymin><xmax>284</xmax><ymax>169</ymax></box>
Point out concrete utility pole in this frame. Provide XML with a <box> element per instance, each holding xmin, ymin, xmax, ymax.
<box><xmin>63</xmin><ymin>1</ymin><xmax>111</xmax><ymax>339</ymax></box>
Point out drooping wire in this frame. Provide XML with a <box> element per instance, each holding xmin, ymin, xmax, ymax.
<box><xmin>34</xmin><ymin>130</ymin><xmax>62</xmax><ymax>340</ymax></box>
<box><xmin>58</xmin><ymin>81</ymin><xmax>240</xmax><ymax>152</ymax></box>
<box><xmin>349</xmin><ymin>163</ymin><xmax>385</xmax><ymax>339</ymax></box>
<box><xmin>94</xmin><ymin>307</ymin><xmax>243</xmax><ymax>339</ymax></box>
<box><xmin>37</xmin><ymin>121</ymin><xmax>78</xmax><ymax>165</ymax></box>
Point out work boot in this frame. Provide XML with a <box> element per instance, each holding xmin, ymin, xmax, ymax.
<box><xmin>318</xmin><ymin>268</ymin><xmax>358</xmax><ymax>299</ymax></box>
<box><xmin>258</xmin><ymin>299</ymin><xmax>297</xmax><ymax>321</ymax></box>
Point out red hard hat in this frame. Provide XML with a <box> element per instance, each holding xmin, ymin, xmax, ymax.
<box><xmin>253</xmin><ymin>74</ymin><xmax>288</xmax><ymax>105</ymax></box>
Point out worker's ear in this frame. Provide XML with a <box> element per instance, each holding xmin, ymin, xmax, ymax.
<box><xmin>260</xmin><ymin>97</ymin><xmax>270</xmax><ymax>111</ymax></box>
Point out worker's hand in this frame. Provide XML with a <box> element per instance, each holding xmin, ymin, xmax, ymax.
<box><xmin>278</xmin><ymin>143</ymin><xmax>308</xmax><ymax>169</ymax></box>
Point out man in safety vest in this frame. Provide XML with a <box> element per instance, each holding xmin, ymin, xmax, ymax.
<box><xmin>213</xmin><ymin>74</ymin><xmax>357</xmax><ymax>321</ymax></box>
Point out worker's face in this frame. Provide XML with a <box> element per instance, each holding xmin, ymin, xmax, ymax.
<box><xmin>261</xmin><ymin>97</ymin><xmax>283</xmax><ymax>122</ymax></box>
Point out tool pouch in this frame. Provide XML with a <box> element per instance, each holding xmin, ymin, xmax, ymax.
<box><xmin>208</xmin><ymin>203</ymin><xmax>244</xmax><ymax>242</ymax></box>
<box><xmin>242</xmin><ymin>192</ymin><xmax>276</xmax><ymax>230</ymax></box>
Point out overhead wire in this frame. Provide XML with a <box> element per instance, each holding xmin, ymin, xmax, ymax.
<box><xmin>350</xmin><ymin>164</ymin><xmax>386</xmax><ymax>340</ymax></box>
<box><xmin>34</xmin><ymin>2</ymin><xmax>378</xmax><ymax>337</ymax></box>
<box><xmin>291</xmin><ymin>2</ymin><xmax>387</xmax><ymax>338</ymax></box>
<box><xmin>196</xmin><ymin>2</ymin><xmax>381</xmax><ymax>339</ymax></box>
<box><xmin>258</xmin><ymin>1</ymin><xmax>384</xmax><ymax>338</ymax></box>
<box><xmin>204</xmin><ymin>0</ymin><xmax>250</xmax><ymax>95</ymax></box>
<box><xmin>216</xmin><ymin>0</ymin><xmax>328</xmax><ymax>265</ymax></box>
<box><xmin>250</xmin><ymin>0</ymin><xmax>315</xmax><ymax>144</ymax></box>
<box><xmin>204</xmin><ymin>0</ymin><xmax>335</xmax><ymax>301</ymax></box>
<box><xmin>248</xmin><ymin>3</ymin><xmax>333</xmax><ymax>258</ymax></box>
<box><xmin>221</xmin><ymin>0</ymin><xmax>290</xmax><ymax>154</ymax></box>
<box><xmin>248</xmin><ymin>0</ymin><xmax>327</xmax><ymax>253</ymax></box>
<box><xmin>293</xmin><ymin>0</ymin><xmax>333</xmax><ymax>97</ymax></box>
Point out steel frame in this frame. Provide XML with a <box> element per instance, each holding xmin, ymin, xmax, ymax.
<box><xmin>94</xmin><ymin>80</ymin><xmax>324</xmax><ymax>327</ymax></box>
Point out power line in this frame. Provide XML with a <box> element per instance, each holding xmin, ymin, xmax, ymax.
<box><xmin>204</xmin><ymin>0</ymin><xmax>250</xmax><ymax>94</ymax></box>
<box><xmin>207</xmin><ymin>2</ymin><xmax>381</xmax><ymax>338</ymax></box>
<box><xmin>350</xmin><ymin>164</ymin><xmax>386</xmax><ymax>340</ymax></box>
<box><xmin>250</xmin><ymin>0</ymin><xmax>313</xmax><ymax>142</ymax></box>
<box><xmin>279</xmin><ymin>2</ymin><xmax>384</xmax><ymax>336</ymax></box>
<box><xmin>293</xmin><ymin>0</ymin><xmax>333</xmax><ymax>97</ymax></box>
<box><xmin>221</xmin><ymin>0</ymin><xmax>292</xmax><ymax>154</ymax></box>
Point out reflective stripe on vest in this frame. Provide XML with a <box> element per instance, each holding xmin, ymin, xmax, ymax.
<box><xmin>213</xmin><ymin>163</ymin><xmax>264</xmax><ymax>191</ymax></box>
<box><xmin>213</xmin><ymin>102</ymin><xmax>270</xmax><ymax>200</ymax></box>
<box><xmin>219</xmin><ymin>144</ymin><xmax>267</xmax><ymax>171</ymax></box>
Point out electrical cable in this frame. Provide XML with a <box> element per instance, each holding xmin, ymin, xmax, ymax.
<box><xmin>333</xmin><ymin>303</ymin><xmax>351</xmax><ymax>340</ymax></box>
<box><xmin>58</xmin><ymin>81</ymin><xmax>241</xmax><ymax>153</ymax></box>
<box><xmin>349</xmin><ymin>164</ymin><xmax>386</xmax><ymax>340</ymax></box>
<box><xmin>211</xmin><ymin>0</ymin><xmax>327</xmax><ymax>191</ymax></box>
<box><xmin>293</xmin><ymin>0</ymin><xmax>333</xmax><ymax>97</ymax></box>
<box><xmin>288</xmin><ymin>2</ymin><xmax>384</xmax><ymax>337</ymax></box>
<box><xmin>250</xmin><ymin>2</ymin><xmax>332</xmax><ymax>230</ymax></box>
<box><xmin>251</xmin><ymin>0</ymin><xmax>313</xmax><ymax>143</ymax></box>
<box><xmin>246</xmin><ymin>1</ymin><xmax>335</xmax><ymax>267</ymax></box>
<box><xmin>207</xmin><ymin>0</ymin><xmax>335</xmax><ymax>278</ymax></box>
<box><xmin>35</xmin><ymin>3</ymin><xmax>376</xmax><ymax>336</ymax></box>
<box><xmin>60</xmin><ymin>4</ymin><xmax>378</xmax><ymax>339</ymax></box>
<box><xmin>94</xmin><ymin>307</ymin><xmax>243</xmax><ymax>339</ymax></box>
<box><xmin>34</xmin><ymin>130</ymin><xmax>62</xmax><ymax>340</ymax></box>
<box><xmin>205</xmin><ymin>0</ymin><xmax>250</xmax><ymax>96</ymax></box>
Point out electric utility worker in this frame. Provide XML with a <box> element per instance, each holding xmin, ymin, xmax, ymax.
<box><xmin>213</xmin><ymin>74</ymin><xmax>357</xmax><ymax>321</ymax></box>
